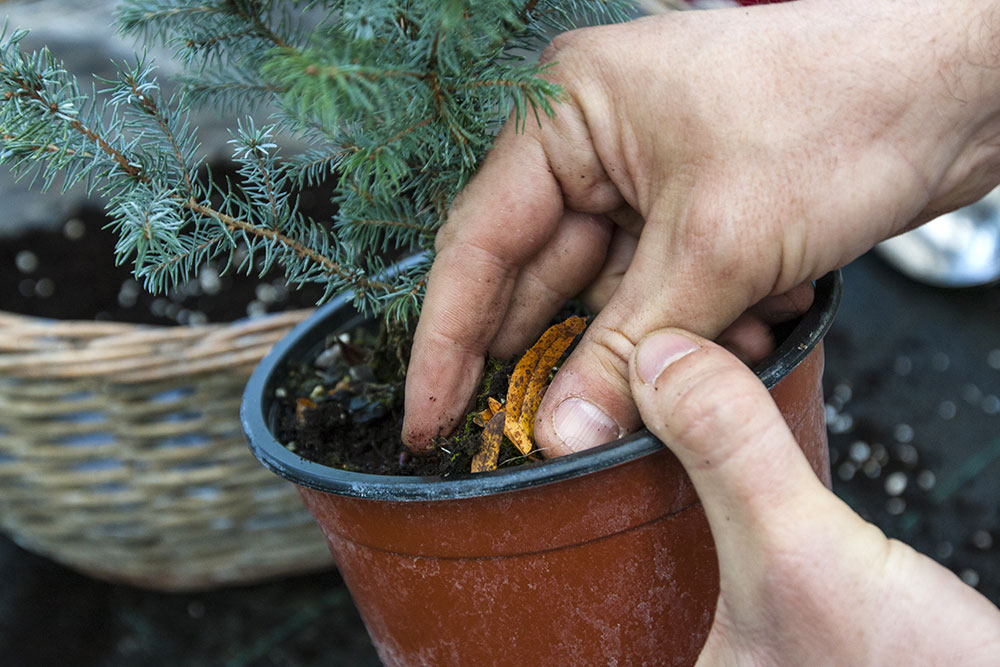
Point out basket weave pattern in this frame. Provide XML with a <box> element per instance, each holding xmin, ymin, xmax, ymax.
<box><xmin>0</xmin><ymin>309</ymin><xmax>334</xmax><ymax>590</ymax></box>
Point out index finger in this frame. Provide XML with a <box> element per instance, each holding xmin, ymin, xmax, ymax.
<box><xmin>402</xmin><ymin>124</ymin><xmax>565</xmax><ymax>450</ymax></box>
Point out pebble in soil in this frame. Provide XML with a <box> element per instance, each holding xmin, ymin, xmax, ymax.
<box><xmin>824</xmin><ymin>356</ymin><xmax>1000</xmax><ymax>606</ymax></box>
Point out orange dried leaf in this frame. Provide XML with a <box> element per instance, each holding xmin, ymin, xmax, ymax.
<box><xmin>471</xmin><ymin>410</ymin><xmax>505</xmax><ymax>473</ymax></box>
<box><xmin>504</xmin><ymin>418</ymin><xmax>534</xmax><ymax>456</ymax></box>
<box><xmin>476</xmin><ymin>397</ymin><xmax>504</xmax><ymax>427</ymax></box>
<box><xmin>506</xmin><ymin>316</ymin><xmax>587</xmax><ymax>440</ymax></box>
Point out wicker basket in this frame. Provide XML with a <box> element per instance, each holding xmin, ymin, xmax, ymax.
<box><xmin>0</xmin><ymin>308</ymin><xmax>336</xmax><ymax>591</ymax></box>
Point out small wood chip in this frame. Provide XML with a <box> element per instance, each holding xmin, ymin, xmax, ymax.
<box><xmin>471</xmin><ymin>409</ymin><xmax>505</xmax><ymax>473</ymax></box>
<box><xmin>504</xmin><ymin>418</ymin><xmax>534</xmax><ymax>456</ymax></box>
<box><xmin>296</xmin><ymin>397</ymin><xmax>317</xmax><ymax>424</ymax></box>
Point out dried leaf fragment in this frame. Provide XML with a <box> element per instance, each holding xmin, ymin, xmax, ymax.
<box><xmin>504</xmin><ymin>418</ymin><xmax>533</xmax><ymax>456</ymax></box>
<box><xmin>475</xmin><ymin>397</ymin><xmax>505</xmax><ymax>427</ymax></box>
<box><xmin>472</xmin><ymin>410</ymin><xmax>505</xmax><ymax>473</ymax></box>
<box><xmin>506</xmin><ymin>316</ymin><xmax>587</xmax><ymax>440</ymax></box>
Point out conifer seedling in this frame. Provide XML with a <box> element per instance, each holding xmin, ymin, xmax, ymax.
<box><xmin>0</xmin><ymin>1</ymin><xmax>631</xmax><ymax>470</ymax></box>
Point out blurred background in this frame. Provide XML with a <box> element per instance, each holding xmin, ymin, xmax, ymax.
<box><xmin>1</xmin><ymin>1</ymin><xmax>997</xmax><ymax>665</ymax></box>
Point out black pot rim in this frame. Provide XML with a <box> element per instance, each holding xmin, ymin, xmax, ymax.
<box><xmin>241</xmin><ymin>261</ymin><xmax>842</xmax><ymax>502</ymax></box>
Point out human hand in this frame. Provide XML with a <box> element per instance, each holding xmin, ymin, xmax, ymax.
<box><xmin>629</xmin><ymin>327</ymin><xmax>1000</xmax><ymax>665</ymax></box>
<box><xmin>403</xmin><ymin>0</ymin><xmax>1000</xmax><ymax>452</ymax></box>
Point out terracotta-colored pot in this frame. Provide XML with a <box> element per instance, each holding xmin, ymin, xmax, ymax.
<box><xmin>242</xmin><ymin>262</ymin><xmax>841</xmax><ymax>666</ymax></box>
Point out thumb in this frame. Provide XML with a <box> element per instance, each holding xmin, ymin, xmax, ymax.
<box><xmin>628</xmin><ymin>328</ymin><xmax>826</xmax><ymax>552</ymax></box>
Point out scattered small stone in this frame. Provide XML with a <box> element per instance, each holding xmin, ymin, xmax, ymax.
<box><xmin>971</xmin><ymin>530</ymin><xmax>994</xmax><ymax>551</ymax></box>
<box><xmin>199</xmin><ymin>266</ymin><xmax>222</xmax><ymax>295</ymax></box>
<box><xmin>829</xmin><ymin>413</ymin><xmax>854</xmax><ymax>434</ymax></box>
<box><xmin>931</xmin><ymin>352</ymin><xmax>951</xmax><ymax>372</ymax></box>
<box><xmin>314</xmin><ymin>346</ymin><xmax>343</xmax><ymax>370</ymax></box>
<box><xmin>935</xmin><ymin>541</ymin><xmax>954</xmax><ymax>560</ymax></box>
<box><xmin>916</xmin><ymin>469</ymin><xmax>936</xmax><ymax>491</ymax></box>
<box><xmin>982</xmin><ymin>395</ymin><xmax>1000</xmax><ymax>415</ymax></box>
<box><xmin>885</xmin><ymin>497</ymin><xmax>906</xmax><ymax>515</ymax></box>
<box><xmin>246</xmin><ymin>300</ymin><xmax>267</xmax><ymax>318</ymax></box>
<box><xmin>937</xmin><ymin>400</ymin><xmax>957</xmax><ymax>420</ymax></box>
<box><xmin>117</xmin><ymin>279</ymin><xmax>140</xmax><ymax>308</ymax></box>
<box><xmin>15</xmin><ymin>249</ymin><xmax>39</xmax><ymax>273</ymax></box>
<box><xmin>893</xmin><ymin>355</ymin><xmax>912</xmax><ymax>376</ymax></box>
<box><xmin>959</xmin><ymin>569</ymin><xmax>980</xmax><ymax>588</ymax></box>
<box><xmin>893</xmin><ymin>443</ymin><xmax>919</xmax><ymax>466</ymax></box>
<box><xmin>884</xmin><ymin>471</ymin><xmax>908</xmax><ymax>496</ymax></box>
<box><xmin>274</xmin><ymin>387</ymin><xmax>287</xmax><ymax>399</ymax></box>
<box><xmin>62</xmin><ymin>217</ymin><xmax>86</xmax><ymax>240</ymax></box>
<box><xmin>188</xmin><ymin>311</ymin><xmax>209</xmax><ymax>325</ymax></box>
<box><xmin>849</xmin><ymin>441</ymin><xmax>871</xmax><ymax>463</ymax></box>
<box><xmin>893</xmin><ymin>423</ymin><xmax>914</xmax><ymax>444</ymax></box>
<box><xmin>961</xmin><ymin>383</ymin><xmax>982</xmax><ymax>404</ymax></box>
<box><xmin>837</xmin><ymin>461</ymin><xmax>856</xmax><ymax>482</ymax></box>
<box><xmin>255</xmin><ymin>283</ymin><xmax>279</xmax><ymax>304</ymax></box>
<box><xmin>17</xmin><ymin>279</ymin><xmax>34</xmax><ymax>297</ymax></box>
<box><xmin>833</xmin><ymin>383</ymin><xmax>853</xmax><ymax>403</ymax></box>
<box><xmin>34</xmin><ymin>277</ymin><xmax>55</xmax><ymax>298</ymax></box>
<box><xmin>309</xmin><ymin>384</ymin><xmax>326</xmax><ymax>400</ymax></box>
<box><xmin>862</xmin><ymin>459</ymin><xmax>882</xmax><ymax>479</ymax></box>
<box><xmin>150</xmin><ymin>297</ymin><xmax>169</xmax><ymax>318</ymax></box>
<box><xmin>988</xmin><ymin>348</ymin><xmax>1000</xmax><ymax>370</ymax></box>
<box><xmin>187</xmin><ymin>601</ymin><xmax>206</xmax><ymax>619</ymax></box>
<box><xmin>871</xmin><ymin>443</ymin><xmax>889</xmax><ymax>466</ymax></box>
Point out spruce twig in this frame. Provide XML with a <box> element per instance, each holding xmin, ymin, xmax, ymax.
<box><xmin>0</xmin><ymin>1</ymin><xmax>631</xmax><ymax>341</ymax></box>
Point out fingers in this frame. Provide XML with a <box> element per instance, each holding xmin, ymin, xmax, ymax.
<box><xmin>490</xmin><ymin>210</ymin><xmax>613</xmax><ymax>359</ymax></box>
<box><xmin>579</xmin><ymin>225</ymin><xmax>638</xmax><ymax>312</ymax></box>
<box><xmin>402</xmin><ymin>127</ymin><xmax>565</xmax><ymax>450</ymax></box>
<box><xmin>627</xmin><ymin>328</ymin><xmax>825</xmax><ymax>552</ymax></box>
<box><xmin>715</xmin><ymin>281</ymin><xmax>815</xmax><ymax>365</ymax></box>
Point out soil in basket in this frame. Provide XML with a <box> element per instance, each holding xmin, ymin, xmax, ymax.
<box><xmin>1</xmin><ymin>198</ymin><xmax>329</xmax><ymax>325</ymax></box>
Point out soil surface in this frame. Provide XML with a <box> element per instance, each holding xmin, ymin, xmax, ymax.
<box><xmin>272</xmin><ymin>330</ymin><xmax>534</xmax><ymax>477</ymax></box>
<box><xmin>0</xmin><ymin>202</ymin><xmax>326</xmax><ymax>325</ymax></box>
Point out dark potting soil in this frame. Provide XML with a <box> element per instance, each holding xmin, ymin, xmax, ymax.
<box><xmin>273</xmin><ymin>311</ymin><xmax>802</xmax><ymax>477</ymax></box>
<box><xmin>0</xmin><ymin>203</ymin><xmax>325</xmax><ymax>325</ymax></box>
<box><xmin>272</xmin><ymin>329</ymin><xmax>526</xmax><ymax>477</ymax></box>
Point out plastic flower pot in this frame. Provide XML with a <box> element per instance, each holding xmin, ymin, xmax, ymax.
<box><xmin>242</xmin><ymin>260</ymin><xmax>841</xmax><ymax>666</ymax></box>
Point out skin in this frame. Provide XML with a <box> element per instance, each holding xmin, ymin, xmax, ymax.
<box><xmin>404</xmin><ymin>0</ymin><xmax>1000</xmax><ymax>660</ymax></box>
<box><xmin>630</xmin><ymin>328</ymin><xmax>1000</xmax><ymax>665</ymax></box>
<box><xmin>404</xmin><ymin>0</ymin><xmax>1000</xmax><ymax>453</ymax></box>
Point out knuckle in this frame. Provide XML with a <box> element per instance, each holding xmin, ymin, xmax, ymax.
<box><xmin>586</xmin><ymin>325</ymin><xmax>638</xmax><ymax>382</ymax></box>
<box><xmin>540</xmin><ymin>29</ymin><xmax>584</xmax><ymax>64</ymax></box>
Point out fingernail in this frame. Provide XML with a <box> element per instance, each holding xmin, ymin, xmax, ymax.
<box><xmin>553</xmin><ymin>398</ymin><xmax>621</xmax><ymax>452</ymax></box>
<box><xmin>636</xmin><ymin>332</ymin><xmax>700</xmax><ymax>385</ymax></box>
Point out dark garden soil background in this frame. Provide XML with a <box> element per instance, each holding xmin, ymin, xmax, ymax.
<box><xmin>2</xmin><ymin>2</ymin><xmax>998</xmax><ymax>665</ymax></box>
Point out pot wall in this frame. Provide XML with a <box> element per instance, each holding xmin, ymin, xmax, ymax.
<box><xmin>296</xmin><ymin>345</ymin><xmax>828</xmax><ymax>666</ymax></box>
